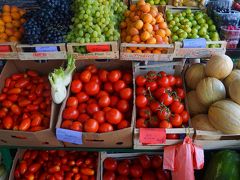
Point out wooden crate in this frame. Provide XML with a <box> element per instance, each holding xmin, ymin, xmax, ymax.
<box><xmin>133</xmin><ymin>61</ymin><xmax>194</xmax><ymax>150</ymax></box>
<box><xmin>67</xmin><ymin>42</ymin><xmax>119</xmax><ymax>60</ymax></box>
<box><xmin>16</xmin><ymin>43</ymin><xmax>67</xmax><ymax>60</ymax></box>
<box><xmin>120</xmin><ymin>43</ymin><xmax>175</xmax><ymax>61</ymax></box>
<box><xmin>0</xmin><ymin>42</ymin><xmax>18</xmax><ymax>60</ymax></box>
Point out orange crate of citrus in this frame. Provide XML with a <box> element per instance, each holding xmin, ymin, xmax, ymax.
<box><xmin>0</xmin><ymin>4</ymin><xmax>26</xmax><ymax>43</ymax></box>
<box><xmin>120</xmin><ymin>0</ymin><xmax>171</xmax><ymax>54</ymax></box>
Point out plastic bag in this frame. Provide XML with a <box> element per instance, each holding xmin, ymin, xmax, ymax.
<box><xmin>163</xmin><ymin>136</ymin><xmax>204</xmax><ymax>180</ymax></box>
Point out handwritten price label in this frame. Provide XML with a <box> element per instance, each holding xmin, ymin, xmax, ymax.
<box><xmin>56</xmin><ymin>128</ymin><xmax>83</xmax><ymax>144</ymax></box>
<box><xmin>86</xmin><ymin>45</ymin><xmax>111</xmax><ymax>52</ymax></box>
<box><xmin>139</xmin><ymin>128</ymin><xmax>166</xmax><ymax>144</ymax></box>
<box><xmin>33</xmin><ymin>52</ymin><xmax>47</xmax><ymax>57</ymax></box>
<box><xmin>0</xmin><ymin>45</ymin><xmax>11</xmax><ymax>52</ymax></box>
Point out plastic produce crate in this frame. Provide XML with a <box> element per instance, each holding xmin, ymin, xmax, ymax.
<box><xmin>214</xmin><ymin>10</ymin><xmax>240</xmax><ymax>27</ymax></box>
<box><xmin>206</xmin><ymin>0</ymin><xmax>233</xmax><ymax>17</ymax></box>
<box><xmin>220</xmin><ymin>26</ymin><xmax>240</xmax><ymax>40</ymax></box>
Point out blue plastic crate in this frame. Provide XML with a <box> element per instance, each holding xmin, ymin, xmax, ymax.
<box><xmin>207</xmin><ymin>0</ymin><xmax>233</xmax><ymax>17</ymax></box>
<box><xmin>214</xmin><ymin>10</ymin><xmax>240</xmax><ymax>27</ymax></box>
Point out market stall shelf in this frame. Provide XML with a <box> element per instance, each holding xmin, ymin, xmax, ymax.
<box><xmin>0</xmin><ymin>42</ymin><xmax>18</xmax><ymax>60</ymax></box>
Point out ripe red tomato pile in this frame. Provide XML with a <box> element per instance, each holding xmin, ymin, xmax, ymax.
<box><xmin>61</xmin><ymin>64</ymin><xmax>133</xmax><ymax>133</ymax></box>
<box><xmin>0</xmin><ymin>70</ymin><xmax>51</xmax><ymax>131</ymax></box>
<box><xmin>135</xmin><ymin>71</ymin><xmax>189</xmax><ymax>134</ymax></box>
<box><xmin>103</xmin><ymin>154</ymin><xmax>170</xmax><ymax>180</ymax></box>
<box><xmin>14</xmin><ymin>150</ymin><xmax>98</xmax><ymax>180</ymax></box>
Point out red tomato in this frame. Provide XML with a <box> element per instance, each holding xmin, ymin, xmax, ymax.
<box><xmin>157</xmin><ymin>76</ymin><xmax>169</xmax><ymax>88</ymax></box>
<box><xmin>2</xmin><ymin>100</ymin><xmax>13</xmax><ymax>108</ymax></box>
<box><xmin>99</xmin><ymin>69</ymin><xmax>109</xmax><ymax>82</ymax></box>
<box><xmin>78</xmin><ymin>113</ymin><xmax>90</xmax><ymax>123</ymax></box>
<box><xmin>159</xmin><ymin>93</ymin><xmax>173</xmax><ymax>106</ymax></box>
<box><xmin>86</xmin><ymin>103</ymin><xmax>99</xmax><ymax>115</ymax></box>
<box><xmin>175</xmin><ymin>88</ymin><xmax>185</xmax><ymax>99</ymax></box>
<box><xmin>76</xmin><ymin>92</ymin><xmax>89</xmax><ymax>103</ymax></box>
<box><xmin>63</xmin><ymin>107</ymin><xmax>79</xmax><ymax>120</ymax></box>
<box><xmin>175</xmin><ymin>76</ymin><xmax>183</xmax><ymax>87</ymax></box>
<box><xmin>27</xmin><ymin>70</ymin><xmax>38</xmax><ymax>77</ymax></box>
<box><xmin>90</xmin><ymin>75</ymin><xmax>100</xmax><ymax>84</ymax></box>
<box><xmin>105</xmin><ymin>108</ymin><xmax>122</xmax><ymax>125</ymax></box>
<box><xmin>71</xmin><ymin>80</ymin><xmax>82</xmax><ymax>93</ymax></box>
<box><xmin>151</xmin><ymin>155</ymin><xmax>163</xmax><ymax>169</ymax></box>
<box><xmin>104</xmin><ymin>82</ymin><xmax>114</xmax><ymax>93</ymax></box>
<box><xmin>119</xmin><ymin>88</ymin><xmax>132</xmax><ymax>100</ymax></box>
<box><xmin>31</xmin><ymin>114</ymin><xmax>42</xmax><ymax>127</ymax></box>
<box><xmin>19</xmin><ymin>160</ymin><xmax>27</xmax><ymax>175</ymax></box>
<box><xmin>97</xmin><ymin>91</ymin><xmax>109</xmax><ymax>99</ymax></box>
<box><xmin>99</xmin><ymin>123</ymin><xmax>114</xmax><ymax>133</ymax></box>
<box><xmin>110</xmin><ymin>96</ymin><xmax>119</xmax><ymax>107</ymax></box>
<box><xmin>167</xmin><ymin>75</ymin><xmax>176</xmax><ymax>86</ymax></box>
<box><xmin>167</xmin><ymin>134</ymin><xmax>180</xmax><ymax>139</ymax></box>
<box><xmin>145</xmin><ymin>81</ymin><xmax>157</xmax><ymax>91</ymax></box>
<box><xmin>149</xmin><ymin>116</ymin><xmax>160</xmax><ymax>128</ymax></box>
<box><xmin>113</xmin><ymin>80</ymin><xmax>126</xmax><ymax>92</ymax></box>
<box><xmin>153</xmin><ymin>87</ymin><xmax>166</xmax><ymax>100</ymax></box>
<box><xmin>170</xmin><ymin>101</ymin><xmax>184</xmax><ymax>114</ymax></box>
<box><xmin>139</xmin><ymin>154</ymin><xmax>151</xmax><ymax>169</ymax></box>
<box><xmin>142</xmin><ymin>170</ymin><xmax>157</xmax><ymax>180</ymax></box>
<box><xmin>130</xmin><ymin>164</ymin><xmax>143</xmax><ymax>178</ymax></box>
<box><xmin>146</xmin><ymin>71</ymin><xmax>157</xmax><ymax>81</ymax></box>
<box><xmin>104</xmin><ymin>158</ymin><xmax>118</xmax><ymax>171</ymax></box>
<box><xmin>122</xmin><ymin>72</ymin><xmax>132</xmax><ymax>85</ymax></box>
<box><xmin>116</xmin><ymin>176</ymin><xmax>129</xmax><ymax>180</ymax></box>
<box><xmin>84</xmin><ymin>119</ymin><xmax>99</xmax><ymax>132</ymax></box>
<box><xmin>61</xmin><ymin>120</ymin><xmax>72</xmax><ymax>129</ymax></box>
<box><xmin>70</xmin><ymin>121</ymin><xmax>83</xmax><ymax>131</ymax></box>
<box><xmin>136</xmin><ymin>87</ymin><xmax>146</xmax><ymax>95</ymax></box>
<box><xmin>87</xmin><ymin>98</ymin><xmax>97</xmax><ymax>105</ymax></box>
<box><xmin>136</xmin><ymin>95</ymin><xmax>148</xmax><ymax>108</ymax></box>
<box><xmin>117</xmin><ymin>162</ymin><xmax>129</xmax><ymax>176</ymax></box>
<box><xmin>108</xmin><ymin>70</ymin><xmax>122</xmax><ymax>82</ymax></box>
<box><xmin>11</xmin><ymin>104</ymin><xmax>21</xmax><ymax>115</ymax></box>
<box><xmin>8</xmin><ymin>87</ymin><xmax>21</xmax><ymax>94</ymax></box>
<box><xmin>78</xmin><ymin>103</ymin><xmax>87</xmax><ymax>114</ymax></box>
<box><xmin>117</xmin><ymin>120</ymin><xmax>130</xmax><ymax>129</ymax></box>
<box><xmin>156</xmin><ymin>170</ymin><xmax>171</xmax><ymax>180</ymax></box>
<box><xmin>158</xmin><ymin>71</ymin><xmax>167</xmax><ymax>77</ymax></box>
<box><xmin>103</xmin><ymin>171</ymin><xmax>116</xmax><ymax>180</ymax></box>
<box><xmin>159</xmin><ymin>120</ymin><xmax>172</xmax><ymax>128</ymax></box>
<box><xmin>3</xmin><ymin>116</ymin><xmax>13</xmax><ymax>129</ymax></box>
<box><xmin>157</xmin><ymin>108</ymin><xmax>171</xmax><ymax>121</ymax></box>
<box><xmin>98</xmin><ymin>95</ymin><xmax>111</xmax><ymax>108</ymax></box>
<box><xmin>149</xmin><ymin>101</ymin><xmax>161</xmax><ymax>113</ymax></box>
<box><xmin>0</xmin><ymin>108</ymin><xmax>7</xmax><ymax>118</ymax></box>
<box><xmin>117</xmin><ymin>100</ymin><xmax>129</xmax><ymax>113</ymax></box>
<box><xmin>180</xmin><ymin>110</ymin><xmax>190</xmax><ymax>124</ymax></box>
<box><xmin>66</xmin><ymin>97</ymin><xmax>78</xmax><ymax>108</ymax></box>
<box><xmin>84</xmin><ymin>81</ymin><xmax>100</xmax><ymax>96</ymax></box>
<box><xmin>29</xmin><ymin>163</ymin><xmax>41</xmax><ymax>173</ymax></box>
<box><xmin>93</xmin><ymin>111</ymin><xmax>105</xmax><ymax>124</ymax></box>
<box><xmin>0</xmin><ymin>93</ymin><xmax>6</xmax><ymax>101</ymax></box>
<box><xmin>86</xmin><ymin>64</ymin><xmax>97</xmax><ymax>74</ymax></box>
<box><xmin>136</xmin><ymin>118</ymin><xmax>148</xmax><ymax>128</ymax></box>
<box><xmin>170</xmin><ymin>114</ymin><xmax>183</xmax><ymax>127</ymax></box>
<box><xmin>19</xmin><ymin>118</ymin><xmax>31</xmax><ymax>131</ymax></box>
<box><xmin>136</xmin><ymin>75</ymin><xmax>147</xmax><ymax>86</ymax></box>
<box><xmin>80</xmin><ymin>70</ymin><xmax>91</xmax><ymax>83</ymax></box>
<box><xmin>138</xmin><ymin>107</ymin><xmax>151</xmax><ymax>119</ymax></box>
<box><xmin>8</xmin><ymin>94</ymin><xmax>18</xmax><ymax>102</ymax></box>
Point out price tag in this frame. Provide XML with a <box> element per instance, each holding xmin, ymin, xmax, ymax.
<box><xmin>139</xmin><ymin>128</ymin><xmax>166</xmax><ymax>144</ymax></box>
<box><xmin>56</xmin><ymin>128</ymin><xmax>83</xmax><ymax>144</ymax></box>
<box><xmin>86</xmin><ymin>45</ymin><xmax>110</xmax><ymax>52</ymax></box>
<box><xmin>35</xmin><ymin>46</ymin><xmax>58</xmax><ymax>52</ymax></box>
<box><xmin>0</xmin><ymin>45</ymin><xmax>11</xmax><ymax>52</ymax></box>
<box><xmin>183</xmin><ymin>38</ymin><xmax>206</xmax><ymax>48</ymax></box>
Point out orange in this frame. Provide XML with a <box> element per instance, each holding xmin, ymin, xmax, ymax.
<box><xmin>3</xmin><ymin>15</ymin><xmax>12</xmax><ymax>23</ymax></box>
<box><xmin>151</xmin><ymin>18</ymin><xmax>156</xmax><ymax>25</ymax></box>
<box><xmin>132</xmin><ymin>15</ymin><xmax>140</xmax><ymax>22</ymax></box>
<box><xmin>9</xmin><ymin>36</ymin><xmax>18</xmax><ymax>42</ymax></box>
<box><xmin>0</xmin><ymin>26</ymin><xmax>5</xmax><ymax>33</ymax></box>
<box><xmin>0</xmin><ymin>33</ymin><xmax>7</xmax><ymax>40</ymax></box>
<box><xmin>165</xmin><ymin>28</ymin><xmax>171</xmax><ymax>36</ymax></box>
<box><xmin>0</xmin><ymin>38</ymin><xmax>6</xmax><ymax>43</ymax></box>
<box><xmin>126</xmin><ymin>48</ymin><xmax>132</xmax><ymax>53</ymax></box>
<box><xmin>136</xmin><ymin>10</ymin><xmax>142</xmax><ymax>17</ymax></box>
<box><xmin>120</xmin><ymin>21</ymin><xmax>127</xmax><ymax>29</ymax></box>
<box><xmin>139</xmin><ymin>4</ymin><xmax>151</xmax><ymax>13</ymax></box>
<box><xmin>13</xmin><ymin>31</ymin><xmax>21</xmax><ymax>39</ymax></box>
<box><xmin>163</xmin><ymin>36</ymin><xmax>169</xmax><ymax>43</ymax></box>
<box><xmin>132</xmin><ymin>35</ymin><xmax>141</xmax><ymax>43</ymax></box>
<box><xmin>141</xmin><ymin>14</ymin><xmax>153</xmax><ymax>23</ymax></box>
<box><xmin>129</xmin><ymin>46</ymin><xmax>137</xmax><ymax>51</ymax></box>
<box><xmin>2</xmin><ymin>5</ymin><xmax>10</xmax><ymax>12</ymax></box>
<box><xmin>159</xmin><ymin>22</ymin><xmax>167</xmax><ymax>29</ymax></box>
<box><xmin>150</xmin><ymin>9</ymin><xmax>158</xmax><ymax>18</ymax></box>
<box><xmin>129</xmin><ymin>11</ymin><xmax>136</xmax><ymax>19</ymax></box>
<box><xmin>134</xmin><ymin>49</ymin><xmax>142</xmax><ymax>53</ymax></box>
<box><xmin>124</xmin><ymin>10</ymin><xmax>131</xmax><ymax>17</ymax></box>
<box><xmin>11</xmin><ymin>12</ymin><xmax>21</xmax><ymax>20</ymax></box>
<box><xmin>143</xmin><ymin>49</ymin><xmax>151</xmax><ymax>53</ymax></box>
<box><xmin>156</xmin><ymin>29</ymin><xmax>166</xmax><ymax>37</ymax></box>
<box><xmin>134</xmin><ymin>20</ymin><xmax>144</xmax><ymax>30</ymax></box>
<box><xmin>0</xmin><ymin>20</ymin><xmax>4</xmax><ymax>26</ymax></box>
<box><xmin>150</xmin><ymin>6</ymin><xmax>158</xmax><ymax>12</ymax></box>
<box><xmin>129</xmin><ymin>27</ymin><xmax>139</xmax><ymax>36</ymax></box>
<box><xmin>130</xmin><ymin>4</ymin><xmax>136</xmax><ymax>11</ymax></box>
<box><xmin>5</xmin><ymin>28</ymin><xmax>14</xmax><ymax>36</ymax></box>
<box><xmin>140</xmin><ymin>31</ymin><xmax>151</xmax><ymax>41</ymax></box>
<box><xmin>153</xmin><ymin>24</ymin><xmax>159</xmax><ymax>31</ymax></box>
<box><xmin>19</xmin><ymin>9</ymin><xmax>26</xmax><ymax>16</ymax></box>
<box><xmin>137</xmin><ymin>0</ymin><xmax>146</xmax><ymax>6</ymax></box>
<box><xmin>146</xmin><ymin>37</ymin><xmax>157</xmax><ymax>44</ymax></box>
<box><xmin>11</xmin><ymin>6</ymin><xmax>19</xmax><ymax>13</ymax></box>
<box><xmin>12</xmin><ymin>20</ymin><xmax>21</xmax><ymax>28</ymax></box>
<box><xmin>152</xmin><ymin>49</ymin><xmax>161</xmax><ymax>54</ymax></box>
<box><xmin>125</xmin><ymin>35</ymin><xmax>132</xmax><ymax>43</ymax></box>
<box><xmin>5</xmin><ymin>22</ymin><xmax>13</xmax><ymax>28</ymax></box>
<box><xmin>121</xmin><ymin>30</ymin><xmax>127</xmax><ymax>38</ymax></box>
<box><xmin>20</xmin><ymin>18</ymin><xmax>26</xmax><ymax>24</ymax></box>
<box><xmin>155</xmin><ymin>14</ymin><xmax>164</xmax><ymax>23</ymax></box>
<box><xmin>143</xmin><ymin>23</ymin><xmax>153</xmax><ymax>33</ymax></box>
<box><xmin>154</xmin><ymin>35</ymin><xmax>163</xmax><ymax>44</ymax></box>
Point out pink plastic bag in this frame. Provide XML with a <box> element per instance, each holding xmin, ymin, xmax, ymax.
<box><xmin>163</xmin><ymin>136</ymin><xmax>204</xmax><ymax>180</ymax></box>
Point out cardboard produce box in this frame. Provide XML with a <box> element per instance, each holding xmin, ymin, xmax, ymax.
<box><xmin>56</xmin><ymin>60</ymin><xmax>134</xmax><ymax>148</ymax></box>
<box><xmin>0</xmin><ymin>60</ymin><xmax>63</xmax><ymax>147</ymax></box>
